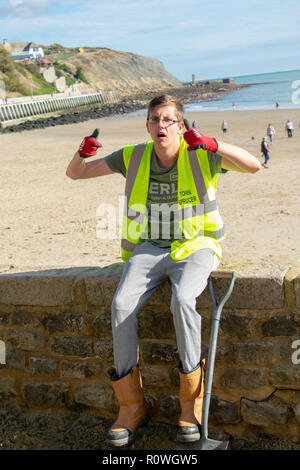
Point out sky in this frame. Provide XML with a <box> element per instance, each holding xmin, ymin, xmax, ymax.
<box><xmin>1</xmin><ymin>0</ymin><xmax>300</xmax><ymax>82</ymax></box>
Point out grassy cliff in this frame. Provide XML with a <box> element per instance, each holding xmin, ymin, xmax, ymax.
<box><xmin>0</xmin><ymin>43</ymin><xmax>182</xmax><ymax>98</ymax></box>
<box><xmin>0</xmin><ymin>46</ymin><xmax>56</xmax><ymax>96</ymax></box>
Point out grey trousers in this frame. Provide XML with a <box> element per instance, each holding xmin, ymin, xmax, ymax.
<box><xmin>111</xmin><ymin>241</ymin><xmax>220</xmax><ymax>377</ymax></box>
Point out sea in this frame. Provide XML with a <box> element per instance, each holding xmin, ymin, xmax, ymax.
<box><xmin>185</xmin><ymin>69</ymin><xmax>300</xmax><ymax>112</ymax></box>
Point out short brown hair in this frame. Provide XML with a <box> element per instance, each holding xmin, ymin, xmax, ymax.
<box><xmin>147</xmin><ymin>94</ymin><xmax>184</xmax><ymax>122</ymax></box>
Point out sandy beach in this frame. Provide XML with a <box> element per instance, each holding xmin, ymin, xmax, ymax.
<box><xmin>1</xmin><ymin>107</ymin><xmax>300</xmax><ymax>275</ymax></box>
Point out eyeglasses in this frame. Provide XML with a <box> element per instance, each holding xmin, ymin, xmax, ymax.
<box><xmin>147</xmin><ymin>117</ymin><xmax>179</xmax><ymax>127</ymax></box>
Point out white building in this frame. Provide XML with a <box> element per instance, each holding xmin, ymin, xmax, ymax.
<box><xmin>11</xmin><ymin>42</ymin><xmax>44</xmax><ymax>62</ymax></box>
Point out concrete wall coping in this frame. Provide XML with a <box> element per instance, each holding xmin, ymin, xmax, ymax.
<box><xmin>0</xmin><ymin>264</ymin><xmax>299</xmax><ymax>309</ymax></box>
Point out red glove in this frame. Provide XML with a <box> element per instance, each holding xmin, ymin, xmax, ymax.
<box><xmin>78</xmin><ymin>128</ymin><xmax>102</xmax><ymax>158</ymax></box>
<box><xmin>183</xmin><ymin>128</ymin><xmax>218</xmax><ymax>152</ymax></box>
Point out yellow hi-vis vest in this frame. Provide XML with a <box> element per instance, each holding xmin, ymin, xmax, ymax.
<box><xmin>121</xmin><ymin>138</ymin><xmax>226</xmax><ymax>262</ymax></box>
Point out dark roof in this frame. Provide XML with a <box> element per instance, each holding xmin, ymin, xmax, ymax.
<box><xmin>23</xmin><ymin>42</ymin><xmax>40</xmax><ymax>51</ymax></box>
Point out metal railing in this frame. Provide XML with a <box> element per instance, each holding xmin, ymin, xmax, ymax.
<box><xmin>0</xmin><ymin>91</ymin><xmax>120</xmax><ymax>123</ymax></box>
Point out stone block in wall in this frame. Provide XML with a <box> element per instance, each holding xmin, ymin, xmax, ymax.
<box><xmin>274</xmin><ymin>389</ymin><xmax>300</xmax><ymax>423</ymax></box>
<box><xmin>94</xmin><ymin>339</ymin><xmax>113</xmax><ymax>362</ymax></box>
<box><xmin>23</xmin><ymin>381</ymin><xmax>69</xmax><ymax>407</ymax></box>
<box><xmin>84</xmin><ymin>265</ymin><xmax>123</xmax><ymax>306</ymax></box>
<box><xmin>141</xmin><ymin>341</ymin><xmax>178</xmax><ymax>365</ymax></box>
<box><xmin>140</xmin><ymin>366</ymin><xmax>170</xmax><ymax>387</ymax></box>
<box><xmin>201</xmin><ymin>342</ymin><xmax>227</xmax><ymax>362</ymax></box>
<box><xmin>92</xmin><ymin>314</ymin><xmax>112</xmax><ymax>338</ymax></box>
<box><xmin>241</xmin><ymin>396</ymin><xmax>290</xmax><ymax>426</ymax></box>
<box><xmin>0</xmin><ymin>377</ymin><xmax>16</xmax><ymax>398</ymax></box>
<box><xmin>159</xmin><ymin>393</ymin><xmax>180</xmax><ymax>418</ymax></box>
<box><xmin>43</xmin><ymin>312</ymin><xmax>84</xmax><ymax>333</ymax></box>
<box><xmin>170</xmin><ymin>365</ymin><xmax>180</xmax><ymax>387</ymax></box>
<box><xmin>269</xmin><ymin>365</ymin><xmax>300</xmax><ymax>389</ymax></box>
<box><xmin>230</xmin><ymin>341</ymin><xmax>275</xmax><ymax>365</ymax></box>
<box><xmin>29</xmin><ymin>357</ymin><xmax>58</xmax><ymax>375</ymax></box>
<box><xmin>211</xmin><ymin>264</ymin><xmax>287</xmax><ymax>309</ymax></box>
<box><xmin>295</xmin><ymin>274</ymin><xmax>300</xmax><ymax>308</ymax></box>
<box><xmin>138</xmin><ymin>310</ymin><xmax>175</xmax><ymax>339</ymax></box>
<box><xmin>61</xmin><ymin>359</ymin><xmax>103</xmax><ymax>379</ymax></box>
<box><xmin>74</xmin><ymin>385</ymin><xmax>113</xmax><ymax>408</ymax></box>
<box><xmin>210</xmin><ymin>395</ymin><xmax>239</xmax><ymax>424</ymax></box>
<box><xmin>261</xmin><ymin>314</ymin><xmax>300</xmax><ymax>337</ymax></box>
<box><xmin>3</xmin><ymin>350</ymin><xmax>25</xmax><ymax>370</ymax></box>
<box><xmin>280</xmin><ymin>338</ymin><xmax>300</xmax><ymax>362</ymax></box>
<box><xmin>220</xmin><ymin>312</ymin><xmax>252</xmax><ymax>338</ymax></box>
<box><xmin>285</xmin><ymin>266</ymin><xmax>300</xmax><ymax>308</ymax></box>
<box><xmin>0</xmin><ymin>311</ymin><xmax>10</xmax><ymax>326</ymax></box>
<box><xmin>294</xmin><ymin>404</ymin><xmax>300</xmax><ymax>424</ymax></box>
<box><xmin>0</xmin><ymin>270</ymin><xmax>76</xmax><ymax>306</ymax></box>
<box><xmin>144</xmin><ymin>280</ymin><xmax>172</xmax><ymax>306</ymax></box>
<box><xmin>50</xmin><ymin>336</ymin><xmax>93</xmax><ymax>357</ymax></box>
<box><xmin>6</xmin><ymin>328</ymin><xmax>46</xmax><ymax>352</ymax></box>
<box><xmin>224</xmin><ymin>367</ymin><xmax>266</xmax><ymax>389</ymax></box>
<box><xmin>11</xmin><ymin>310</ymin><xmax>41</xmax><ymax>328</ymax></box>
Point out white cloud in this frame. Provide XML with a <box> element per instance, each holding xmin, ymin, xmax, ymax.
<box><xmin>1</xmin><ymin>0</ymin><xmax>299</xmax><ymax>79</ymax></box>
<box><xmin>0</xmin><ymin>0</ymin><xmax>55</xmax><ymax>17</ymax></box>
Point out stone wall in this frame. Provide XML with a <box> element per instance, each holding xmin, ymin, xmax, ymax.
<box><xmin>0</xmin><ymin>264</ymin><xmax>300</xmax><ymax>448</ymax></box>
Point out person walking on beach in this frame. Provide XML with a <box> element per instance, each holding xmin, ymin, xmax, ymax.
<box><xmin>221</xmin><ymin>119</ymin><xmax>228</xmax><ymax>136</ymax></box>
<box><xmin>66</xmin><ymin>94</ymin><xmax>261</xmax><ymax>447</ymax></box>
<box><xmin>285</xmin><ymin>119</ymin><xmax>294</xmax><ymax>137</ymax></box>
<box><xmin>261</xmin><ymin>136</ymin><xmax>271</xmax><ymax>168</ymax></box>
<box><xmin>266</xmin><ymin>123</ymin><xmax>275</xmax><ymax>143</ymax></box>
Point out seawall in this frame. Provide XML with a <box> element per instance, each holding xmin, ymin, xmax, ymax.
<box><xmin>0</xmin><ymin>91</ymin><xmax>118</xmax><ymax>126</ymax></box>
<box><xmin>0</xmin><ymin>263</ymin><xmax>299</xmax><ymax>450</ymax></box>
<box><xmin>0</xmin><ymin>81</ymin><xmax>248</xmax><ymax>133</ymax></box>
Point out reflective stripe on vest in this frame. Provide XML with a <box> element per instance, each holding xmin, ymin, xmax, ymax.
<box><xmin>124</xmin><ymin>144</ymin><xmax>146</xmax><ymax>225</ymax></box>
<box><xmin>121</xmin><ymin>142</ymin><xmax>151</xmax><ymax>259</ymax></box>
<box><xmin>121</xmin><ymin>139</ymin><xmax>225</xmax><ymax>262</ymax></box>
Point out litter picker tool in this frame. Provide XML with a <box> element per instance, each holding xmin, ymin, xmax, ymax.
<box><xmin>176</xmin><ymin>270</ymin><xmax>236</xmax><ymax>451</ymax></box>
<box><xmin>183</xmin><ymin>119</ymin><xmax>206</xmax><ymax>150</ymax></box>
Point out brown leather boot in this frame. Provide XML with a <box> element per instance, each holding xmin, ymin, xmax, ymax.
<box><xmin>176</xmin><ymin>360</ymin><xmax>205</xmax><ymax>443</ymax></box>
<box><xmin>107</xmin><ymin>365</ymin><xmax>149</xmax><ymax>447</ymax></box>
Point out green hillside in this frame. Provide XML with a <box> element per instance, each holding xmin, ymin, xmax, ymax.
<box><xmin>0</xmin><ymin>47</ymin><xmax>56</xmax><ymax>96</ymax></box>
<box><xmin>0</xmin><ymin>42</ymin><xmax>182</xmax><ymax>98</ymax></box>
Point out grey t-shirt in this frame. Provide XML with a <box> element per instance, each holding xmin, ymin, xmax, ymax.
<box><xmin>105</xmin><ymin>145</ymin><xmax>225</xmax><ymax>247</ymax></box>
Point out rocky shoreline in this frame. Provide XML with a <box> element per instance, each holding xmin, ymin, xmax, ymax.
<box><xmin>0</xmin><ymin>81</ymin><xmax>248</xmax><ymax>133</ymax></box>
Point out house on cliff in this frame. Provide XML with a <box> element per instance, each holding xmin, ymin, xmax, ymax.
<box><xmin>11</xmin><ymin>42</ymin><xmax>44</xmax><ymax>62</ymax></box>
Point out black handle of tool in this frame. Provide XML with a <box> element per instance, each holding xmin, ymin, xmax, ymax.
<box><xmin>183</xmin><ymin>119</ymin><xmax>206</xmax><ymax>150</ymax></box>
<box><xmin>90</xmin><ymin>128</ymin><xmax>100</xmax><ymax>139</ymax></box>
